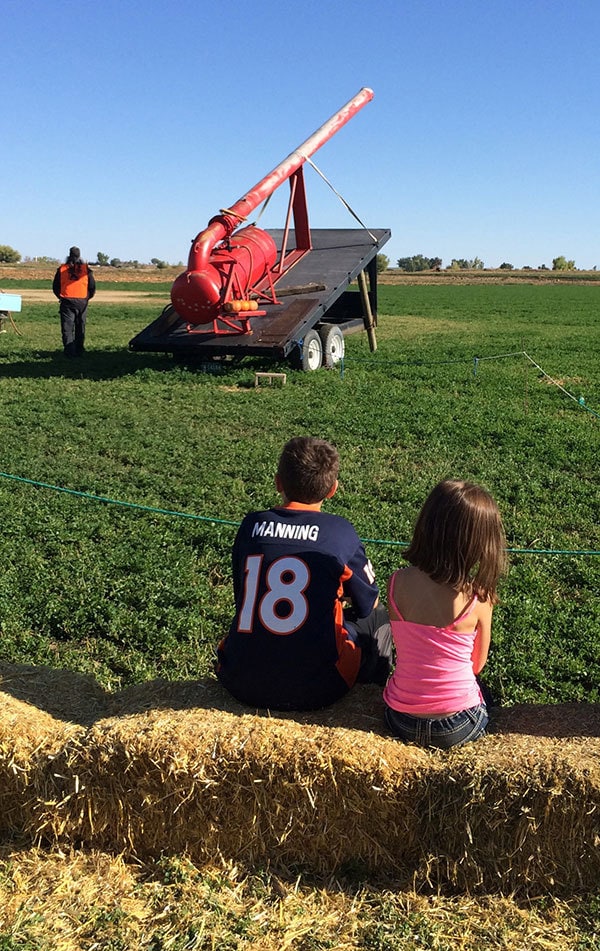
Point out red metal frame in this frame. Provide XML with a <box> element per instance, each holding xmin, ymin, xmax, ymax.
<box><xmin>186</xmin><ymin>310</ymin><xmax>267</xmax><ymax>336</ymax></box>
<box><xmin>172</xmin><ymin>88</ymin><xmax>374</xmax><ymax>333</ymax></box>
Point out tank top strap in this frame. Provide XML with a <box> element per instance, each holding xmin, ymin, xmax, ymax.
<box><xmin>450</xmin><ymin>594</ymin><xmax>478</xmax><ymax>628</ymax></box>
<box><xmin>387</xmin><ymin>570</ymin><xmax>405</xmax><ymax>620</ymax></box>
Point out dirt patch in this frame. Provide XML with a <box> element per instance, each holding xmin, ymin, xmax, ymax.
<box><xmin>15</xmin><ymin>289</ymin><xmax>168</xmax><ymax>304</ymax></box>
<box><xmin>0</xmin><ymin>265</ymin><xmax>180</xmax><ymax>283</ymax></box>
<box><xmin>5</xmin><ymin>265</ymin><xmax>600</xmax><ymax>289</ymax></box>
<box><xmin>1</xmin><ymin>266</ymin><xmax>175</xmax><ymax>305</ymax></box>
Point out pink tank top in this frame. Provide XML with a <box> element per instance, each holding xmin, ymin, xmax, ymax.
<box><xmin>383</xmin><ymin>570</ymin><xmax>483</xmax><ymax>716</ymax></box>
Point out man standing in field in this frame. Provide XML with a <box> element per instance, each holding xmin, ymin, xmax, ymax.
<box><xmin>52</xmin><ymin>246</ymin><xmax>96</xmax><ymax>358</ymax></box>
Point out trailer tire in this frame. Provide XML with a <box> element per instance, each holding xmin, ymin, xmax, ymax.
<box><xmin>292</xmin><ymin>329</ymin><xmax>323</xmax><ymax>371</ymax></box>
<box><xmin>319</xmin><ymin>323</ymin><xmax>345</xmax><ymax>367</ymax></box>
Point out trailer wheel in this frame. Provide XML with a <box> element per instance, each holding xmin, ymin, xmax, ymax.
<box><xmin>319</xmin><ymin>324</ymin><xmax>345</xmax><ymax>367</ymax></box>
<box><xmin>293</xmin><ymin>329</ymin><xmax>323</xmax><ymax>371</ymax></box>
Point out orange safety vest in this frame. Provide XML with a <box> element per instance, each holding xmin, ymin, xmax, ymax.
<box><xmin>58</xmin><ymin>263</ymin><xmax>90</xmax><ymax>298</ymax></box>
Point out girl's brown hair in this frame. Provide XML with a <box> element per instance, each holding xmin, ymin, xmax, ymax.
<box><xmin>404</xmin><ymin>480</ymin><xmax>507</xmax><ymax>602</ymax></box>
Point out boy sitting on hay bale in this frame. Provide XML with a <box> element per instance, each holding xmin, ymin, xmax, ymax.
<box><xmin>217</xmin><ymin>436</ymin><xmax>392</xmax><ymax>711</ymax></box>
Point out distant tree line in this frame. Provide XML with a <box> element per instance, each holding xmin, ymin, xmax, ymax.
<box><xmin>95</xmin><ymin>252</ymin><xmax>176</xmax><ymax>269</ymax></box>
<box><xmin>551</xmin><ymin>256</ymin><xmax>576</xmax><ymax>271</ymax></box>
<box><xmin>396</xmin><ymin>255</ymin><xmax>484</xmax><ymax>270</ymax></box>
<box><xmin>448</xmin><ymin>257</ymin><xmax>484</xmax><ymax>270</ymax></box>
<box><xmin>0</xmin><ymin>245</ymin><xmax>21</xmax><ymax>264</ymax></box>
<box><xmin>396</xmin><ymin>254</ymin><xmax>442</xmax><ymax>272</ymax></box>
<box><xmin>391</xmin><ymin>254</ymin><xmax>588</xmax><ymax>272</ymax></box>
<box><xmin>0</xmin><ymin>245</ymin><xmax>181</xmax><ymax>268</ymax></box>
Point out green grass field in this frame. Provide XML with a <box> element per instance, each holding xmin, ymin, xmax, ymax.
<box><xmin>0</xmin><ymin>282</ymin><xmax>597</xmax><ymax>701</ymax></box>
<box><xmin>0</xmin><ymin>280</ymin><xmax>599</xmax><ymax>948</ymax></box>
<box><xmin>0</xmin><ymin>284</ymin><xmax>599</xmax><ymax>696</ymax></box>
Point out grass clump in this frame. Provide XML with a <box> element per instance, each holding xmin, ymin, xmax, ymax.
<box><xmin>0</xmin><ymin>847</ymin><xmax>598</xmax><ymax>950</ymax></box>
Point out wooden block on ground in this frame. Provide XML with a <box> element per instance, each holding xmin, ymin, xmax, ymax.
<box><xmin>254</xmin><ymin>372</ymin><xmax>287</xmax><ymax>387</ymax></box>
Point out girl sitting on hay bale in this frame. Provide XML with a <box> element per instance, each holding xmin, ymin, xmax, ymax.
<box><xmin>384</xmin><ymin>480</ymin><xmax>507</xmax><ymax>750</ymax></box>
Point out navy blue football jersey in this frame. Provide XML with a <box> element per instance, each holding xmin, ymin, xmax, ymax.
<box><xmin>217</xmin><ymin>505</ymin><xmax>379</xmax><ymax>710</ymax></box>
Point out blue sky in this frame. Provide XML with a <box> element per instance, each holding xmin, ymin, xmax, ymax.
<box><xmin>3</xmin><ymin>0</ymin><xmax>599</xmax><ymax>269</ymax></box>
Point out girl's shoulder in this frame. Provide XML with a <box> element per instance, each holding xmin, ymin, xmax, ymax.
<box><xmin>388</xmin><ymin>567</ymin><xmax>489</xmax><ymax>629</ymax></box>
<box><xmin>387</xmin><ymin>566</ymin><xmax>439</xmax><ymax>623</ymax></box>
<box><xmin>389</xmin><ymin>564</ymin><xmax>419</xmax><ymax>582</ymax></box>
<box><xmin>388</xmin><ymin>565</ymin><xmax>418</xmax><ymax>598</ymax></box>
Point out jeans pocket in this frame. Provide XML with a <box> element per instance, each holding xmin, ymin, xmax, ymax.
<box><xmin>385</xmin><ymin>706</ymin><xmax>418</xmax><ymax>743</ymax></box>
<box><xmin>462</xmin><ymin>704</ymin><xmax>489</xmax><ymax>738</ymax></box>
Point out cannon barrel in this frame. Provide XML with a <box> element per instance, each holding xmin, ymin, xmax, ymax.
<box><xmin>172</xmin><ymin>88</ymin><xmax>374</xmax><ymax>323</ymax></box>
<box><xmin>187</xmin><ymin>87</ymin><xmax>373</xmax><ymax>272</ymax></box>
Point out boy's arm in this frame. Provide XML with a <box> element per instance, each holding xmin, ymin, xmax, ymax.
<box><xmin>343</xmin><ymin>540</ymin><xmax>379</xmax><ymax>618</ymax></box>
<box><xmin>230</xmin><ymin>525</ymin><xmax>245</xmax><ymax>605</ymax></box>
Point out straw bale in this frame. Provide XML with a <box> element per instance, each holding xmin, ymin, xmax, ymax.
<box><xmin>33</xmin><ymin>708</ymin><xmax>433</xmax><ymax>871</ymax></box>
<box><xmin>0</xmin><ymin>662</ymin><xmax>110</xmax><ymax>725</ymax></box>
<box><xmin>0</xmin><ymin>692</ymin><xmax>84</xmax><ymax>838</ymax></box>
<box><xmin>1</xmin><ymin>666</ymin><xmax>599</xmax><ymax>895</ymax></box>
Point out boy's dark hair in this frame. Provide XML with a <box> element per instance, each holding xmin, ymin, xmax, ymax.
<box><xmin>277</xmin><ymin>437</ymin><xmax>339</xmax><ymax>504</ymax></box>
<box><xmin>404</xmin><ymin>479</ymin><xmax>507</xmax><ymax>602</ymax></box>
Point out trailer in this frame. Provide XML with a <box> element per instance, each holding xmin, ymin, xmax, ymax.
<box><xmin>129</xmin><ymin>89</ymin><xmax>390</xmax><ymax>371</ymax></box>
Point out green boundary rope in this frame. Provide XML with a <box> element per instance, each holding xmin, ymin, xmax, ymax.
<box><xmin>344</xmin><ymin>349</ymin><xmax>600</xmax><ymax>418</ymax></box>
<box><xmin>0</xmin><ymin>470</ymin><xmax>598</xmax><ymax>557</ymax></box>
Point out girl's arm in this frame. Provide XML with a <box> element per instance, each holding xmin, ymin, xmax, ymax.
<box><xmin>471</xmin><ymin>601</ymin><xmax>493</xmax><ymax>674</ymax></box>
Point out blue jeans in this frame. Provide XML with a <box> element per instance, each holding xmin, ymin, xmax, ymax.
<box><xmin>384</xmin><ymin>703</ymin><xmax>488</xmax><ymax>750</ymax></box>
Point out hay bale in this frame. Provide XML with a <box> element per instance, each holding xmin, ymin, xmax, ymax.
<box><xmin>403</xmin><ymin>736</ymin><xmax>600</xmax><ymax>893</ymax></box>
<box><xmin>0</xmin><ymin>666</ymin><xmax>599</xmax><ymax>895</ymax></box>
<box><xmin>33</xmin><ymin>708</ymin><xmax>432</xmax><ymax>871</ymax></box>
<box><xmin>0</xmin><ymin>662</ymin><xmax>110</xmax><ymax>725</ymax></box>
<box><xmin>42</xmin><ymin>711</ymin><xmax>599</xmax><ymax>894</ymax></box>
<box><xmin>0</xmin><ymin>692</ymin><xmax>84</xmax><ymax>838</ymax></box>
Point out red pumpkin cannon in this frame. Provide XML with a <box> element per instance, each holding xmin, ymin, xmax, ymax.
<box><xmin>170</xmin><ymin>88</ymin><xmax>374</xmax><ymax>334</ymax></box>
